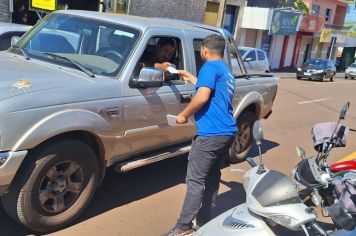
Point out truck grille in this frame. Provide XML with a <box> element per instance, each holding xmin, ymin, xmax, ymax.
<box><xmin>222</xmin><ymin>215</ymin><xmax>255</xmax><ymax>229</ymax></box>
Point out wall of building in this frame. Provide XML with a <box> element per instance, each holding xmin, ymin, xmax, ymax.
<box><xmin>0</xmin><ymin>0</ymin><xmax>10</xmax><ymax>22</ymax></box>
<box><xmin>269</xmin><ymin>35</ymin><xmax>284</xmax><ymax>69</ymax></box>
<box><xmin>128</xmin><ymin>0</ymin><xmax>207</xmax><ymax>22</ymax></box>
<box><xmin>241</xmin><ymin>7</ymin><xmax>271</xmax><ymax>30</ymax></box>
<box><xmin>304</xmin><ymin>0</ymin><xmax>344</xmax><ymax>26</ymax></box>
<box><xmin>246</xmin><ymin>0</ymin><xmax>293</xmax><ymax>8</ymax></box>
<box><xmin>284</xmin><ymin>35</ymin><xmax>297</xmax><ymax>67</ymax></box>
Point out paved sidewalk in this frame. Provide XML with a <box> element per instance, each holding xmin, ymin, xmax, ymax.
<box><xmin>270</xmin><ymin>72</ymin><xmax>345</xmax><ymax>79</ymax></box>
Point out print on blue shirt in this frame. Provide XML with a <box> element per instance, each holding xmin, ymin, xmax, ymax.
<box><xmin>195</xmin><ymin>60</ymin><xmax>237</xmax><ymax>137</ymax></box>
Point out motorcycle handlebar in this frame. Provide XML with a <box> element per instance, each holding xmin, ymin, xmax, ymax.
<box><xmin>309</xmin><ymin>221</ymin><xmax>328</xmax><ymax>236</ymax></box>
<box><xmin>246</xmin><ymin>157</ymin><xmax>257</xmax><ymax>168</ymax></box>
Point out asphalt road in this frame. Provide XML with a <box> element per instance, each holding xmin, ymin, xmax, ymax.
<box><xmin>0</xmin><ymin>76</ymin><xmax>355</xmax><ymax>236</ymax></box>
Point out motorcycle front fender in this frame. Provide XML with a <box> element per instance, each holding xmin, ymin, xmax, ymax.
<box><xmin>195</xmin><ymin>203</ymin><xmax>275</xmax><ymax>236</ymax></box>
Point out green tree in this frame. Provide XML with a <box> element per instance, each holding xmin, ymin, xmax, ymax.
<box><xmin>285</xmin><ymin>0</ymin><xmax>310</xmax><ymax>15</ymax></box>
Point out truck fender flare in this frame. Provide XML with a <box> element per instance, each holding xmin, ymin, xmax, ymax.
<box><xmin>233</xmin><ymin>91</ymin><xmax>263</xmax><ymax>119</ymax></box>
<box><xmin>11</xmin><ymin>109</ymin><xmax>112</xmax><ymax>152</ymax></box>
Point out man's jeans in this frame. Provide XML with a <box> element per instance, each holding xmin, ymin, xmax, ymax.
<box><xmin>176</xmin><ymin>135</ymin><xmax>235</xmax><ymax>230</ymax></box>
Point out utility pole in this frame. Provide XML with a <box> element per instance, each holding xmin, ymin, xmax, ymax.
<box><xmin>216</xmin><ymin>0</ymin><xmax>227</xmax><ymax>27</ymax></box>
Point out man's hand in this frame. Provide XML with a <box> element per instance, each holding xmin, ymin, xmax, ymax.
<box><xmin>178</xmin><ymin>70</ymin><xmax>197</xmax><ymax>85</ymax></box>
<box><xmin>154</xmin><ymin>62</ymin><xmax>171</xmax><ymax>72</ymax></box>
<box><xmin>176</xmin><ymin>114</ymin><xmax>187</xmax><ymax>124</ymax></box>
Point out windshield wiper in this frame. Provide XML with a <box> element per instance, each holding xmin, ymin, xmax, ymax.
<box><xmin>13</xmin><ymin>45</ymin><xmax>30</xmax><ymax>60</ymax></box>
<box><xmin>43</xmin><ymin>52</ymin><xmax>95</xmax><ymax>78</ymax></box>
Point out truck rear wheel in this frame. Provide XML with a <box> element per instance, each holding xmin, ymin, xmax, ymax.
<box><xmin>228</xmin><ymin>111</ymin><xmax>256</xmax><ymax>163</ymax></box>
<box><xmin>1</xmin><ymin>140</ymin><xmax>99</xmax><ymax>233</ymax></box>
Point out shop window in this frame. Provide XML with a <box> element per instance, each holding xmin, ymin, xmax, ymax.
<box><xmin>312</xmin><ymin>5</ymin><xmax>320</xmax><ymax>16</ymax></box>
<box><xmin>325</xmin><ymin>8</ymin><xmax>332</xmax><ymax>22</ymax></box>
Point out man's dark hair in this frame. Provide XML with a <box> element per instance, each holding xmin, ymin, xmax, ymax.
<box><xmin>202</xmin><ymin>34</ymin><xmax>225</xmax><ymax>56</ymax></box>
<box><xmin>157</xmin><ymin>38</ymin><xmax>177</xmax><ymax>49</ymax></box>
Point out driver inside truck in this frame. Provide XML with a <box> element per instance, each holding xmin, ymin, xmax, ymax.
<box><xmin>139</xmin><ymin>37</ymin><xmax>178</xmax><ymax>72</ymax></box>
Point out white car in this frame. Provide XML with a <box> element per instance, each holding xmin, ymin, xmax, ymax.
<box><xmin>345</xmin><ymin>63</ymin><xmax>356</xmax><ymax>79</ymax></box>
<box><xmin>238</xmin><ymin>47</ymin><xmax>270</xmax><ymax>73</ymax></box>
<box><xmin>0</xmin><ymin>22</ymin><xmax>30</xmax><ymax>51</ymax></box>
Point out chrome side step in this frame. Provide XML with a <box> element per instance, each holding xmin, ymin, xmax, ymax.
<box><xmin>114</xmin><ymin>145</ymin><xmax>191</xmax><ymax>173</ymax></box>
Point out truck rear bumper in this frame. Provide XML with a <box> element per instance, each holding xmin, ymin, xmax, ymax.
<box><xmin>0</xmin><ymin>150</ymin><xmax>27</xmax><ymax>196</ymax></box>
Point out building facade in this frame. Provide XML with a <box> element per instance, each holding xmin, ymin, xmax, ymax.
<box><xmin>128</xmin><ymin>0</ymin><xmax>207</xmax><ymax>22</ymax></box>
<box><xmin>238</xmin><ymin>0</ymin><xmax>302</xmax><ymax>69</ymax></box>
<box><xmin>0</xmin><ymin>0</ymin><xmax>11</xmax><ymax>22</ymax></box>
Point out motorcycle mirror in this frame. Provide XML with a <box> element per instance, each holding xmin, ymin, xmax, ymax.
<box><xmin>296</xmin><ymin>146</ymin><xmax>306</xmax><ymax>159</ymax></box>
<box><xmin>339</xmin><ymin>102</ymin><xmax>350</xmax><ymax>120</ymax></box>
<box><xmin>253</xmin><ymin>120</ymin><xmax>263</xmax><ymax>146</ymax></box>
<box><xmin>252</xmin><ymin>121</ymin><xmax>266</xmax><ymax>174</ymax></box>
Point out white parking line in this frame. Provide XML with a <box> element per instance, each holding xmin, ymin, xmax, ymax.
<box><xmin>298</xmin><ymin>98</ymin><xmax>330</xmax><ymax>105</ymax></box>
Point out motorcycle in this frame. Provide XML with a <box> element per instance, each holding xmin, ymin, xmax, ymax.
<box><xmin>195</xmin><ymin>121</ymin><xmax>339</xmax><ymax>236</ymax></box>
<box><xmin>292</xmin><ymin>102</ymin><xmax>356</xmax><ymax>231</ymax></box>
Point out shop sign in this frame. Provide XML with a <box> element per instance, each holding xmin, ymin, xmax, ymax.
<box><xmin>269</xmin><ymin>10</ymin><xmax>300</xmax><ymax>35</ymax></box>
<box><xmin>344</xmin><ymin>1</ymin><xmax>356</xmax><ymax>38</ymax></box>
<box><xmin>30</xmin><ymin>0</ymin><xmax>57</xmax><ymax>12</ymax></box>
<box><xmin>320</xmin><ymin>28</ymin><xmax>332</xmax><ymax>42</ymax></box>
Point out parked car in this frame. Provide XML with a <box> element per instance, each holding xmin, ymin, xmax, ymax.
<box><xmin>345</xmin><ymin>62</ymin><xmax>356</xmax><ymax>79</ymax></box>
<box><xmin>0</xmin><ymin>22</ymin><xmax>29</xmax><ymax>51</ymax></box>
<box><xmin>297</xmin><ymin>58</ymin><xmax>336</xmax><ymax>82</ymax></box>
<box><xmin>238</xmin><ymin>47</ymin><xmax>270</xmax><ymax>73</ymax></box>
<box><xmin>0</xmin><ymin>10</ymin><xmax>278</xmax><ymax>233</ymax></box>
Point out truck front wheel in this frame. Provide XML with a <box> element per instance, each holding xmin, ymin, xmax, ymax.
<box><xmin>228</xmin><ymin>111</ymin><xmax>256</xmax><ymax>163</ymax></box>
<box><xmin>1</xmin><ymin>140</ymin><xmax>99</xmax><ymax>233</ymax></box>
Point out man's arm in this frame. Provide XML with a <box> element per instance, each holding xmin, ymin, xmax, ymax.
<box><xmin>176</xmin><ymin>87</ymin><xmax>211</xmax><ymax>124</ymax></box>
<box><xmin>178</xmin><ymin>70</ymin><xmax>197</xmax><ymax>85</ymax></box>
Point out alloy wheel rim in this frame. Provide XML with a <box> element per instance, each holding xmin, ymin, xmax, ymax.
<box><xmin>234</xmin><ymin>122</ymin><xmax>251</xmax><ymax>153</ymax></box>
<box><xmin>38</xmin><ymin>161</ymin><xmax>84</xmax><ymax>214</ymax></box>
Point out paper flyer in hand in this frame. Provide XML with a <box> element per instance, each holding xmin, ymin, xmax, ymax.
<box><xmin>166</xmin><ymin>114</ymin><xmax>195</xmax><ymax>127</ymax></box>
<box><xmin>167</xmin><ymin>66</ymin><xmax>179</xmax><ymax>74</ymax></box>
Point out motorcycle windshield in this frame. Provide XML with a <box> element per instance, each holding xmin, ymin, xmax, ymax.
<box><xmin>251</xmin><ymin>170</ymin><xmax>302</xmax><ymax>207</ymax></box>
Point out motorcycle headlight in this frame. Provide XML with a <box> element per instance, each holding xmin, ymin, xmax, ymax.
<box><xmin>314</xmin><ymin>70</ymin><xmax>324</xmax><ymax>73</ymax></box>
<box><xmin>297</xmin><ymin>67</ymin><xmax>302</xmax><ymax>71</ymax></box>
<box><xmin>269</xmin><ymin>215</ymin><xmax>298</xmax><ymax>228</ymax></box>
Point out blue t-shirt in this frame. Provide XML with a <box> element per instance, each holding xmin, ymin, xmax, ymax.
<box><xmin>195</xmin><ymin>60</ymin><xmax>237</xmax><ymax>137</ymax></box>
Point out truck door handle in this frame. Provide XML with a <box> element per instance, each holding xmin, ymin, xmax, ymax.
<box><xmin>180</xmin><ymin>93</ymin><xmax>192</xmax><ymax>103</ymax></box>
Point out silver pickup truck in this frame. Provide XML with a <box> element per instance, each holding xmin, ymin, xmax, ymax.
<box><xmin>0</xmin><ymin>10</ymin><xmax>277</xmax><ymax>232</ymax></box>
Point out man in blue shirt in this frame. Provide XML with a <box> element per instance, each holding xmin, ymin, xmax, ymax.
<box><xmin>163</xmin><ymin>34</ymin><xmax>237</xmax><ymax>236</ymax></box>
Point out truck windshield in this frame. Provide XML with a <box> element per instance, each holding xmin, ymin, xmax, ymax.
<box><xmin>11</xmin><ymin>13</ymin><xmax>140</xmax><ymax>77</ymax></box>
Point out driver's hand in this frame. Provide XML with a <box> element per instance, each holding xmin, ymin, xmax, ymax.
<box><xmin>155</xmin><ymin>62</ymin><xmax>171</xmax><ymax>72</ymax></box>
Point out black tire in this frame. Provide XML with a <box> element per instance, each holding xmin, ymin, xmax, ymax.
<box><xmin>297</xmin><ymin>76</ymin><xmax>301</xmax><ymax>80</ymax></box>
<box><xmin>228</xmin><ymin>111</ymin><xmax>257</xmax><ymax>163</ymax></box>
<box><xmin>345</xmin><ymin>76</ymin><xmax>348</xmax><ymax>79</ymax></box>
<box><xmin>330</xmin><ymin>76</ymin><xmax>334</xmax><ymax>82</ymax></box>
<box><xmin>1</xmin><ymin>140</ymin><xmax>99</xmax><ymax>233</ymax></box>
<box><xmin>321</xmin><ymin>74</ymin><xmax>326</xmax><ymax>82</ymax></box>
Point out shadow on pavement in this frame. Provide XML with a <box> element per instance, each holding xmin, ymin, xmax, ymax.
<box><xmin>0</xmin><ymin>139</ymin><xmax>280</xmax><ymax>235</ymax></box>
<box><xmin>248</xmin><ymin>139</ymin><xmax>280</xmax><ymax>158</ymax></box>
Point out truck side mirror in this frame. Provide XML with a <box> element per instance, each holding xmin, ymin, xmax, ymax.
<box><xmin>11</xmin><ymin>36</ymin><xmax>20</xmax><ymax>47</ymax></box>
<box><xmin>130</xmin><ymin>68</ymin><xmax>164</xmax><ymax>88</ymax></box>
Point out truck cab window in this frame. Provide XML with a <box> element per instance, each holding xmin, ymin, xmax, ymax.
<box><xmin>193</xmin><ymin>39</ymin><xmax>203</xmax><ymax>74</ymax></box>
<box><xmin>227</xmin><ymin>37</ymin><xmax>243</xmax><ymax>76</ymax></box>
<box><xmin>133</xmin><ymin>37</ymin><xmax>183</xmax><ymax>81</ymax></box>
